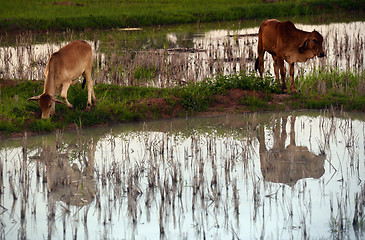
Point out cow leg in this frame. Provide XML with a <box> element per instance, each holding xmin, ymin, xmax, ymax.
<box><xmin>277</xmin><ymin>57</ymin><xmax>287</xmax><ymax>93</ymax></box>
<box><xmin>50</xmin><ymin>101</ymin><xmax>56</xmax><ymax>115</ymax></box>
<box><xmin>83</xmin><ymin>70</ymin><xmax>96</xmax><ymax>111</ymax></box>
<box><xmin>49</xmin><ymin>90</ymin><xmax>61</xmax><ymax>116</ymax></box>
<box><xmin>289</xmin><ymin>63</ymin><xmax>296</xmax><ymax>93</ymax></box>
<box><xmin>256</xmin><ymin>37</ymin><xmax>265</xmax><ymax>77</ymax></box>
<box><xmin>258</xmin><ymin>52</ymin><xmax>265</xmax><ymax>77</ymax></box>
<box><xmin>272</xmin><ymin>55</ymin><xmax>280</xmax><ymax>80</ymax></box>
<box><xmin>60</xmin><ymin>82</ymin><xmax>73</xmax><ymax>108</ymax></box>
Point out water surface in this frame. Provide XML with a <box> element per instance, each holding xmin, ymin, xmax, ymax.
<box><xmin>0</xmin><ymin>111</ymin><xmax>364</xmax><ymax>239</ymax></box>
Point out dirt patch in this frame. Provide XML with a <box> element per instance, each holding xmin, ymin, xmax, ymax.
<box><xmin>0</xmin><ymin>79</ymin><xmax>18</xmax><ymax>87</ymax></box>
<box><xmin>202</xmin><ymin>89</ymin><xmax>290</xmax><ymax>115</ymax></box>
<box><xmin>206</xmin><ymin>89</ymin><xmax>254</xmax><ymax>114</ymax></box>
<box><xmin>271</xmin><ymin>93</ymin><xmax>291</xmax><ymax>102</ymax></box>
<box><xmin>0</xmin><ymin>79</ymin><xmax>43</xmax><ymax>88</ymax></box>
<box><xmin>132</xmin><ymin>96</ymin><xmax>184</xmax><ymax>119</ymax></box>
<box><xmin>131</xmin><ymin>89</ymin><xmax>292</xmax><ymax>119</ymax></box>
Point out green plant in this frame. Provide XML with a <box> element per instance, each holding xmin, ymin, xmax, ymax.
<box><xmin>174</xmin><ymin>82</ymin><xmax>212</xmax><ymax>112</ymax></box>
<box><xmin>134</xmin><ymin>66</ymin><xmax>158</xmax><ymax>83</ymax></box>
<box><xmin>298</xmin><ymin>67</ymin><xmax>364</xmax><ymax>97</ymax></box>
<box><xmin>214</xmin><ymin>72</ymin><xmax>281</xmax><ymax>93</ymax></box>
<box><xmin>239</xmin><ymin>95</ymin><xmax>267</xmax><ymax>111</ymax></box>
<box><xmin>28</xmin><ymin>118</ymin><xmax>55</xmax><ymax>132</ymax></box>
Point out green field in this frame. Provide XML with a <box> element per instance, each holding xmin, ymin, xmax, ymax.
<box><xmin>0</xmin><ymin>0</ymin><xmax>363</xmax><ymax>31</ymax></box>
<box><xmin>1</xmin><ymin>69</ymin><xmax>364</xmax><ymax>136</ymax></box>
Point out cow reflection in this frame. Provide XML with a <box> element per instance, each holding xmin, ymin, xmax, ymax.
<box><xmin>258</xmin><ymin>116</ymin><xmax>325</xmax><ymax>186</ymax></box>
<box><xmin>31</xmin><ymin>138</ymin><xmax>96</xmax><ymax>206</ymax></box>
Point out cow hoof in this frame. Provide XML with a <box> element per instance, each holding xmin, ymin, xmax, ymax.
<box><xmin>86</xmin><ymin>105</ymin><xmax>91</xmax><ymax>111</ymax></box>
<box><xmin>291</xmin><ymin>89</ymin><xmax>297</xmax><ymax>94</ymax></box>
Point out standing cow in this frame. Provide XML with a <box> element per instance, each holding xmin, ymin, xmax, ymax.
<box><xmin>27</xmin><ymin>40</ymin><xmax>97</xmax><ymax>119</ymax></box>
<box><xmin>255</xmin><ymin>19</ymin><xmax>325</xmax><ymax>93</ymax></box>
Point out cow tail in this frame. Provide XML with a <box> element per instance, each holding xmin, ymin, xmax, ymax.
<box><xmin>254</xmin><ymin>58</ymin><xmax>259</xmax><ymax>72</ymax></box>
<box><xmin>82</xmin><ymin>77</ymin><xmax>86</xmax><ymax>89</ymax></box>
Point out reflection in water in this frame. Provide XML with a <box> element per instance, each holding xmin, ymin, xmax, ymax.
<box><xmin>29</xmin><ymin>138</ymin><xmax>96</xmax><ymax>206</ymax></box>
<box><xmin>1</xmin><ymin>21</ymin><xmax>364</xmax><ymax>86</ymax></box>
<box><xmin>258</xmin><ymin>116</ymin><xmax>325</xmax><ymax>186</ymax></box>
<box><xmin>0</xmin><ymin>112</ymin><xmax>364</xmax><ymax>239</ymax></box>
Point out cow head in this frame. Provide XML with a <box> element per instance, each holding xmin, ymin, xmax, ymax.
<box><xmin>27</xmin><ymin>93</ymin><xmax>65</xmax><ymax>119</ymax></box>
<box><xmin>298</xmin><ymin>30</ymin><xmax>325</xmax><ymax>58</ymax></box>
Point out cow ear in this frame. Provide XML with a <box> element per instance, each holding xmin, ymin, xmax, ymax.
<box><xmin>27</xmin><ymin>95</ymin><xmax>42</xmax><ymax>101</ymax></box>
<box><xmin>298</xmin><ymin>39</ymin><xmax>309</xmax><ymax>53</ymax></box>
<box><xmin>52</xmin><ymin>98</ymin><xmax>66</xmax><ymax>105</ymax></box>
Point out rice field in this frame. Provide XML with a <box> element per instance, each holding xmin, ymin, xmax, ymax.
<box><xmin>0</xmin><ymin>18</ymin><xmax>365</xmax><ymax>239</ymax></box>
<box><xmin>0</xmin><ymin>111</ymin><xmax>364</xmax><ymax>239</ymax></box>
<box><xmin>0</xmin><ymin>21</ymin><xmax>364</xmax><ymax>88</ymax></box>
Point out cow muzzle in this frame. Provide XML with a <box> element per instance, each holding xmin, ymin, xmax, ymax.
<box><xmin>41</xmin><ymin>113</ymin><xmax>50</xmax><ymax>119</ymax></box>
<box><xmin>318</xmin><ymin>52</ymin><xmax>325</xmax><ymax>58</ymax></box>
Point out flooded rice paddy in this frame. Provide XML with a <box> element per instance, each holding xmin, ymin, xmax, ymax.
<box><xmin>0</xmin><ymin>111</ymin><xmax>364</xmax><ymax>239</ymax></box>
<box><xmin>0</xmin><ymin>20</ymin><xmax>364</xmax><ymax>87</ymax></box>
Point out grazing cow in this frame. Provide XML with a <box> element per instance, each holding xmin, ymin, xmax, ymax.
<box><xmin>27</xmin><ymin>40</ymin><xmax>96</xmax><ymax>119</ymax></box>
<box><xmin>255</xmin><ymin>19</ymin><xmax>325</xmax><ymax>93</ymax></box>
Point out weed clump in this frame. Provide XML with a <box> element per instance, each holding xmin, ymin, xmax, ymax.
<box><xmin>297</xmin><ymin>68</ymin><xmax>365</xmax><ymax>111</ymax></box>
<box><xmin>174</xmin><ymin>71</ymin><xmax>280</xmax><ymax>111</ymax></box>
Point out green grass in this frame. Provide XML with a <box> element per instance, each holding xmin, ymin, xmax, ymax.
<box><xmin>134</xmin><ymin>65</ymin><xmax>158</xmax><ymax>83</ymax></box>
<box><xmin>239</xmin><ymin>95</ymin><xmax>267</xmax><ymax>111</ymax></box>
<box><xmin>174</xmin><ymin>71</ymin><xmax>281</xmax><ymax>111</ymax></box>
<box><xmin>0</xmin><ymin>0</ymin><xmax>363</xmax><ymax>32</ymax></box>
<box><xmin>295</xmin><ymin>67</ymin><xmax>365</xmax><ymax>111</ymax></box>
<box><xmin>0</xmin><ymin>80</ymin><xmax>170</xmax><ymax>134</ymax></box>
<box><xmin>0</xmin><ymin>69</ymin><xmax>364</xmax><ymax>136</ymax></box>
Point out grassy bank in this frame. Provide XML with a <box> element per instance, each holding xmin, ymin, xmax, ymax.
<box><xmin>0</xmin><ymin>0</ymin><xmax>363</xmax><ymax>32</ymax></box>
<box><xmin>0</xmin><ymin>69</ymin><xmax>364</xmax><ymax>136</ymax></box>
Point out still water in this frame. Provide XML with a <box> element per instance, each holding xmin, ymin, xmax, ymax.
<box><xmin>0</xmin><ymin>20</ymin><xmax>364</xmax><ymax>86</ymax></box>
<box><xmin>0</xmin><ymin>111</ymin><xmax>364</xmax><ymax>239</ymax></box>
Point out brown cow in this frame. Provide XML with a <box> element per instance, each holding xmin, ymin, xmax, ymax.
<box><xmin>255</xmin><ymin>19</ymin><xmax>325</xmax><ymax>93</ymax></box>
<box><xmin>27</xmin><ymin>40</ymin><xmax>97</xmax><ymax>119</ymax></box>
